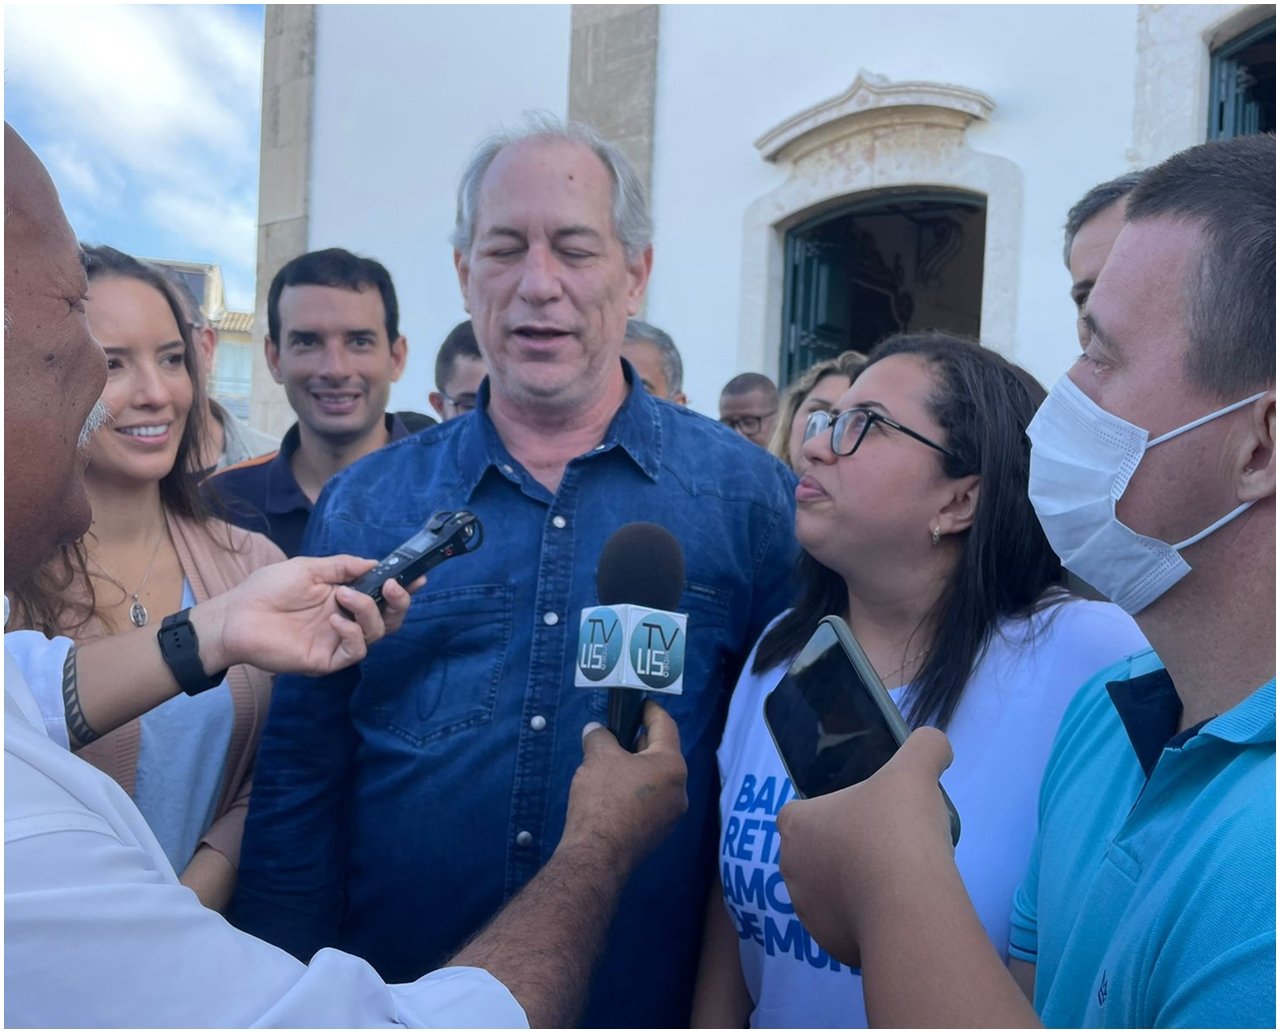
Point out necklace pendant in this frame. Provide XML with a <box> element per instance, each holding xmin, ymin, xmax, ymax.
<box><xmin>129</xmin><ymin>600</ymin><xmax>150</xmax><ymax>628</ymax></box>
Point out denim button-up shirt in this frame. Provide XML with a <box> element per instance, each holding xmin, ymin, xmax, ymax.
<box><xmin>232</xmin><ymin>368</ymin><xmax>798</xmax><ymax>1027</ymax></box>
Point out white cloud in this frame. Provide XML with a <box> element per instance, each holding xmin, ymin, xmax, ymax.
<box><xmin>144</xmin><ymin>188</ymin><xmax>258</xmax><ymax>307</ymax></box>
<box><xmin>41</xmin><ymin>140</ymin><xmax>115</xmax><ymax>205</ymax></box>
<box><xmin>8</xmin><ymin>6</ymin><xmax>241</xmax><ymax>160</ymax></box>
<box><xmin>5</xmin><ymin>4</ymin><xmax>263</xmax><ymax>311</ymax></box>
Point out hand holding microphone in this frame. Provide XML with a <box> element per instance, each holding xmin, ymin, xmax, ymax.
<box><xmin>560</xmin><ymin>699</ymin><xmax>689</xmax><ymax>871</ymax></box>
<box><xmin>576</xmin><ymin>523</ymin><xmax>688</xmax><ymax>750</ymax></box>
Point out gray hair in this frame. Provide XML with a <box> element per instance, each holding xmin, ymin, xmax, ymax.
<box><xmin>77</xmin><ymin>398</ymin><xmax>113</xmax><ymax>450</ymax></box>
<box><xmin>450</xmin><ymin>111</ymin><xmax>652</xmax><ymax>262</ymax></box>
<box><xmin>1062</xmin><ymin>171</ymin><xmax>1145</xmax><ymax>266</ymax></box>
<box><xmin>624</xmin><ymin>318</ymin><xmax>683</xmax><ymax>396</ymax></box>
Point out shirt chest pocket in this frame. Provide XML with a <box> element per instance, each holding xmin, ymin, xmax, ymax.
<box><xmin>356</xmin><ymin>583</ymin><xmax>513</xmax><ymax>747</ymax></box>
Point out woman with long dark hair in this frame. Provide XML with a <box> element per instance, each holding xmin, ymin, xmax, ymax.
<box><xmin>9</xmin><ymin>245</ymin><xmax>284</xmax><ymax>912</ymax></box>
<box><xmin>692</xmin><ymin>332</ymin><xmax>1148</xmax><ymax>1027</ymax></box>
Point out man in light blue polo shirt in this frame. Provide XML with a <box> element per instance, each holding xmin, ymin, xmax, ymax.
<box><xmin>1008</xmin><ymin>654</ymin><xmax>1274</xmax><ymax>1026</ymax></box>
<box><xmin>773</xmin><ymin>133</ymin><xmax>1276</xmax><ymax>1028</ymax></box>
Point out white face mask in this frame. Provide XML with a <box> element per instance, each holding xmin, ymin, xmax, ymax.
<box><xmin>1027</xmin><ymin>376</ymin><xmax>1264</xmax><ymax>615</ymax></box>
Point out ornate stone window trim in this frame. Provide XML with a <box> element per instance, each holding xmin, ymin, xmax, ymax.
<box><xmin>754</xmin><ymin>71</ymin><xmax>996</xmax><ymax>165</ymax></box>
<box><xmin>737</xmin><ymin>70</ymin><xmax>1023</xmax><ymax>380</ymax></box>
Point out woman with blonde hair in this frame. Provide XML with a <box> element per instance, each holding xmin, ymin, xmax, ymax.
<box><xmin>768</xmin><ymin>351</ymin><xmax>868</xmax><ymax>474</ymax></box>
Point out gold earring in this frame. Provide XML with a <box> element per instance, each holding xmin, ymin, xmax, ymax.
<box><xmin>930</xmin><ymin>526</ymin><xmax>941</xmax><ymax>547</ymax></box>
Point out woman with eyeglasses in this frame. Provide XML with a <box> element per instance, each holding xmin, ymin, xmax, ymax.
<box><xmin>8</xmin><ymin>246</ymin><xmax>285</xmax><ymax>913</ymax></box>
<box><xmin>692</xmin><ymin>331</ymin><xmax>1148</xmax><ymax>1028</ymax></box>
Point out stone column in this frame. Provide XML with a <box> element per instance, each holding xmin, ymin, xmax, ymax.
<box><xmin>568</xmin><ymin>5</ymin><xmax>660</xmax><ymax>200</ymax></box>
<box><xmin>250</xmin><ymin>4</ymin><xmax>315</xmax><ymax>437</ymax></box>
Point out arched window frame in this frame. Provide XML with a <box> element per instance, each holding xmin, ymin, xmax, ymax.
<box><xmin>737</xmin><ymin>70</ymin><xmax>1023</xmax><ymax>379</ymax></box>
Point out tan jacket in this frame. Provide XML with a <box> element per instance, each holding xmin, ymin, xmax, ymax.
<box><xmin>74</xmin><ymin>511</ymin><xmax>285</xmax><ymax>869</ymax></box>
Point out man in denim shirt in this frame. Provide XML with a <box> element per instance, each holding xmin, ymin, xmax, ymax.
<box><xmin>232</xmin><ymin>115</ymin><xmax>798</xmax><ymax>1027</ymax></box>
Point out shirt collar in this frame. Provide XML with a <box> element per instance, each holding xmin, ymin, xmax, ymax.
<box><xmin>268</xmin><ymin>413</ymin><xmax>411</xmax><ymax>514</ymax></box>
<box><xmin>1107</xmin><ymin>666</ymin><xmax>1276</xmax><ymax>776</ymax></box>
<box><xmin>455</xmin><ymin>359</ymin><xmax>663</xmax><ymax>501</ymax></box>
<box><xmin>386</xmin><ymin>413</ymin><xmax>414</xmax><ymax>442</ymax></box>
<box><xmin>1202</xmin><ymin>677</ymin><xmax>1276</xmax><ymax>747</ymax></box>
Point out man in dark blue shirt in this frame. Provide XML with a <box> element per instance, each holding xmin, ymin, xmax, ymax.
<box><xmin>232</xmin><ymin>116</ymin><xmax>798</xmax><ymax>1027</ymax></box>
<box><xmin>204</xmin><ymin>248</ymin><xmax>421</xmax><ymax>557</ymax></box>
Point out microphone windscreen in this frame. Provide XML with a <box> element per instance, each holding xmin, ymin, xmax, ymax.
<box><xmin>596</xmin><ymin>523</ymin><xmax>686</xmax><ymax>611</ymax></box>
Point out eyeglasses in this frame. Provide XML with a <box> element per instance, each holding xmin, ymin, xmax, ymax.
<box><xmin>804</xmin><ymin>407</ymin><xmax>955</xmax><ymax>459</ymax></box>
<box><xmin>720</xmin><ymin>410</ymin><xmax>777</xmax><ymax>436</ymax></box>
<box><xmin>440</xmin><ymin>391</ymin><xmax>477</xmax><ymax>414</ymax></box>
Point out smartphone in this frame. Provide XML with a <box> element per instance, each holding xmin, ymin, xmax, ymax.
<box><xmin>764</xmin><ymin>615</ymin><xmax>961</xmax><ymax>845</ymax></box>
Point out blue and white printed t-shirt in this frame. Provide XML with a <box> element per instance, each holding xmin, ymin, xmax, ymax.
<box><xmin>714</xmin><ymin>598</ymin><xmax>1149</xmax><ymax>1028</ymax></box>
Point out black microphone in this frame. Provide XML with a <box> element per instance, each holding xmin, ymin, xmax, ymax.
<box><xmin>575</xmin><ymin>523</ymin><xmax>687</xmax><ymax>751</ymax></box>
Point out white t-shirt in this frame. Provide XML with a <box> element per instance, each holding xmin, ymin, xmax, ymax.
<box><xmin>4</xmin><ymin>626</ymin><xmax>527</xmax><ymax>1028</ymax></box>
<box><xmin>715</xmin><ymin>598</ymin><xmax>1149</xmax><ymax>1028</ymax></box>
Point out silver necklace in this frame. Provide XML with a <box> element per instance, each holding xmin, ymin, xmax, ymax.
<box><xmin>883</xmin><ymin>646</ymin><xmax>928</xmax><ymax>686</ymax></box>
<box><xmin>90</xmin><ymin>533</ymin><xmax>166</xmax><ymax>627</ymax></box>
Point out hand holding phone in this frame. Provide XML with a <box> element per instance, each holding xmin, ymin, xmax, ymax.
<box><xmin>764</xmin><ymin>616</ymin><xmax>961</xmax><ymax>845</ymax></box>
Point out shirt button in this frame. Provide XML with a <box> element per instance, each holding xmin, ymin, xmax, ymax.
<box><xmin>501</xmin><ymin>463</ymin><xmax>514</xmax><ymax>475</ymax></box>
<box><xmin>516</xmin><ymin>830</ymin><xmax>534</xmax><ymax>847</ymax></box>
<box><xmin>552</xmin><ymin>515</ymin><xmax>567</xmax><ymax>529</ymax></box>
<box><xmin>543</xmin><ymin>611</ymin><xmax>559</xmax><ymax>626</ymax></box>
<box><xmin>530</xmin><ymin>715</ymin><xmax>547</xmax><ymax>731</ymax></box>
<box><xmin>593</xmin><ymin>444</ymin><xmax>606</xmax><ymax>452</ymax></box>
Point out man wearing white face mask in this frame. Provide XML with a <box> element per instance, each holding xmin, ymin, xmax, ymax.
<box><xmin>772</xmin><ymin>133</ymin><xmax>1275</xmax><ymax>1029</ymax></box>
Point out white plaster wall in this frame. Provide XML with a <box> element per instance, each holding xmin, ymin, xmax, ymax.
<box><xmin>648</xmin><ymin>5</ymin><xmax>1142</xmax><ymax>412</ymax></box>
<box><xmin>309</xmin><ymin>4</ymin><xmax>572</xmax><ymax>414</ymax></box>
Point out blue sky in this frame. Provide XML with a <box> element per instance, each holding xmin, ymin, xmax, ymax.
<box><xmin>5</xmin><ymin>4</ymin><xmax>265</xmax><ymax>311</ymax></box>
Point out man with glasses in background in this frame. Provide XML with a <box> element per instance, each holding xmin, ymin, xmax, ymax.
<box><xmin>429</xmin><ymin>319</ymin><xmax>487</xmax><ymax>421</ymax></box>
<box><xmin>719</xmin><ymin>372</ymin><xmax>780</xmax><ymax>448</ymax></box>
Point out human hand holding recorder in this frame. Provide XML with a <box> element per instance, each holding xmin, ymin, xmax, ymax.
<box><xmin>63</xmin><ymin>555</ymin><xmax>422</xmax><ymax>748</ymax></box>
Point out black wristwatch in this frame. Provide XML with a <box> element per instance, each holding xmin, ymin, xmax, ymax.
<box><xmin>157</xmin><ymin>608</ymin><xmax>227</xmax><ymax>696</ymax></box>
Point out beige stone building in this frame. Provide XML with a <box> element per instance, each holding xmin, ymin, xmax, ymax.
<box><xmin>248</xmin><ymin>4</ymin><xmax>1274</xmax><ymax>429</ymax></box>
<box><xmin>150</xmin><ymin>259</ymin><xmax>257</xmax><ymax>421</ymax></box>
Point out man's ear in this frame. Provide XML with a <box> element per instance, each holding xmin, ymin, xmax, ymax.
<box><xmin>625</xmin><ymin>245</ymin><xmax>653</xmax><ymax>316</ymax></box>
<box><xmin>265</xmin><ymin>337</ymin><xmax>283</xmax><ymax>384</ymax></box>
<box><xmin>1237</xmin><ymin>391</ymin><xmax>1276</xmax><ymax>502</ymax></box>
<box><xmin>936</xmin><ymin>474</ymin><xmax>981</xmax><ymax>537</ymax></box>
<box><xmin>454</xmin><ymin>250</ymin><xmax>471</xmax><ymax>313</ymax></box>
<box><xmin>429</xmin><ymin>391</ymin><xmax>447</xmax><ymax>419</ymax></box>
<box><xmin>390</xmin><ymin>336</ymin><xmax>408</xmax><ymax>382</ymax></box>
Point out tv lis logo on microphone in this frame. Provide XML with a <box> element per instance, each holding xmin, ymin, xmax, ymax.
<box><xmin>578</xmin><ymin>606</ymin><xmax>624</xmax><ymax>682</ymax></box>
<box><xmin>575</xmin><ymin>604</ymin><xmax>686</xmax><ymax>695</ymax></box>
<box><xmin>630</xmin><ymin>612</ymin><xmax>684</xmax><ymax>690</ymax></box>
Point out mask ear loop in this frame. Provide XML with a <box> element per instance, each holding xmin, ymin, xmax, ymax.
<box><xmin>1154</xmin><ymin>392</ymin><xmax>1268</xmax><ymax>550</ymax></box>
<box><xmin>1172</xmin><ymin>501</ymin><xmax>1256</xmax><ymax>550</ymax></box>
<box><xmin>1148</xmin><ymin>392</ymin><xmax>1268</xmax><ymax>447</ymax></box>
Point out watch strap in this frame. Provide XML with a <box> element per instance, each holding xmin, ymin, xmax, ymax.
<box><xmin>157</xmin><ymin>608</ymin><xmax>227</xmax><ymax>696</ymax></box>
